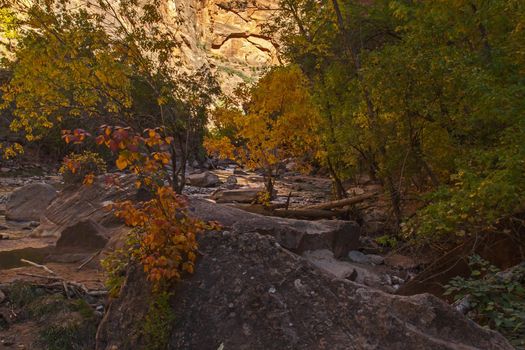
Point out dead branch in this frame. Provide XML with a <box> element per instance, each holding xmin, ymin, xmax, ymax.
<box><xmin>302</xmin><ymin>193</ymin><xmax>376</xmax><ymax>211</ymax></box>
<box><xmin>273</xmin><ymin>208</ymin><xmax>343</xmax><ymax>220</ymax></box>
<box><xmin>17</xmin><ymin>272</ymin><xmax>63</xmax><ymax>280</ymax></box>
<box><xmin>20</xmin><ymin>259</ymin><xmax>56</xmax><ymax>275</ymax></box>
<box><xmin>77</xmin><ymin>250</ymin><xmax>101</xmax><ymax>271</ymax></box>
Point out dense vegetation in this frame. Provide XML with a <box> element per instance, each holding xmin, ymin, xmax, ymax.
<box><xmin>206</xmin><ymin>0</ymin><xmax>525</xmax><ymax>246</ymax></box>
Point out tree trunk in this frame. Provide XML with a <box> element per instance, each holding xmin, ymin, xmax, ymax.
<box><xmin>384</xmin><ymin>175</ymin><xmax>402</xmax><ymax>229</ymax></box>
<box><xmin>326</xmin><ymin>157</ymin><xmax>347</xmax><ymax>199</ymax></box>
<box><xmin>264</xmin><ymin>170</ymin><xmax>275</xmax><ymax>200</ymax></box>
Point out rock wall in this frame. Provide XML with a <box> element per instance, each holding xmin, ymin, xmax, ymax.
<box><xmin>168</xmin><ymin>0</ymin><xmax>280</xmax><ymax>93</ymax></box>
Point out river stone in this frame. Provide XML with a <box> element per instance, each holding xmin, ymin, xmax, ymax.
<box><xmin>303</xmin><ymin>249</ymin><xmax>383</xmax><ymax>288</ymax></box>
<box><xmin>186</xmin><ymin>171</ymin><xmax>220</xmax><ymax>187</ymax></box>
<box><xmin>348</xmin><ymin>250</ymin><xmax>385</xmax><ymax>265</ymax></box>
<box><xmin>6</xmin><ymin>183</ymin><xmax>58</xmax><ymax>222</ymax></box>
<box><xmin>211</xmin><ymin>188</ymin><xmax>262</xmax><ymax>203</ymax></box>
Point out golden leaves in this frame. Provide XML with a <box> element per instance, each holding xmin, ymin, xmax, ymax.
<box><xmin>204</xmin><ymin>66</ymin><xmax>322</xmax><ymax>176</ymax></box>
<box><xmin>116</xmin><ymin>155</ymin><xmax>128</xmax><ymax>170</ymax></box>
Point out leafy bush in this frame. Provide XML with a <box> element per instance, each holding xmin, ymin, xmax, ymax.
<box><xmin>445</xmin><ymin>255</ymin><xmax>525</xmax><ymax>347</ymax></box>
<box><xmin>101</xmin><ymin>247</ymin><xmax>130</xmax><ymax>298</ymax></box>
<box><xmin>113</xmin><ymin>186</ymin><xmax>210</xmax><ymax>290</ymax></box>
<box><xmin>59</xmin><ymin>151</ymin><xmax>106</xmax><ymax>185</ymax></box>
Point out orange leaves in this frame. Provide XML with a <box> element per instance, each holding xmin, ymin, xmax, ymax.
<box><xmin>82</xmin><ymin>173</ymin><xmax>95</xmax><ymax>186</ymax></box>
<box><xmin>112</xmin><ymin>186</ymin><xmax>207</xmax><ymax>290</ymax></box>
<box><xmin>116</xmin><ymin>154</ymin><xmax>128</xmax><ymax>170</ymax></box>
<box><xmin>61</xmin><ymin>125</ymin><xmax>173</xmax><ymax>190</ymax></box>
<box><xmin>61</xmin><ymin>129</ymin><xmax>91</xmax><ymax>144</ymax></box>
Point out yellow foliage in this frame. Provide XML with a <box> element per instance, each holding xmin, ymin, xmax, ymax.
<box><xmin>205</xmin><ymin>65</ymin><xmax>322</xmax><ymax>185</ymax></box>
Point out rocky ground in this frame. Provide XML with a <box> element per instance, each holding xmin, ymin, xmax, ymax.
<box><xmin>0</xmin><ymin>165</ymin><xmax>514</xmax><ymax>349</ymax></box>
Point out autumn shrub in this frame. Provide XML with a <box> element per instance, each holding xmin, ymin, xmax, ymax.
<box><xmin>111</xmin><ymin>186</ymin><xmax>209</xmax><ymax>290</ymax></box>
<box><xmin>63</xmin><ymin>127</ymin><xmax>219</xmax><ymax>292</ymax></box>
<box><xmin>445</xmin><ymin>255</ymin><xmax>525</xmax><ymax>348</ymax></box>
<box><xmin>101</xmin><ymin>247</ymin><xmax>130</xmax><ymax>298</ymax></box>
<box><xmin>59</xmin><ymin>151</ymin><xmax>107</xmax><ymax>185</ymax></box>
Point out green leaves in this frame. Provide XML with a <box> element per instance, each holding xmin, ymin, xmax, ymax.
<box><xmin>445</xmin><ymin>256</ymin><xmax>525</xmax><ymax>347</ymax></box>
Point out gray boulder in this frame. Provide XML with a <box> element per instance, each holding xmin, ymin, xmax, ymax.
<box><xmin>6</xmin><ymin>183</ymin><xmax>57</xmax><ymax>222</ymax></box>
<box><xmin>190</xmin><ymin>198</ymin><xmax>360</xmax><ymax>258</ymax></box>
<box><xmin>96</xmin><ymin>231</ymin><xmax>513</xmax><ymax>350</ymax></box>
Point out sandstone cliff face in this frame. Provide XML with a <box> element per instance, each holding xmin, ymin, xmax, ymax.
<box><xmin>6</xmin><ymin>0</ymin><xmax>280</xmax><ymax>93</ymax></box>
<box><xmin>169</xmin><ymin>0</ymin><xmax>280</xmax><ymax>92</ymax></box>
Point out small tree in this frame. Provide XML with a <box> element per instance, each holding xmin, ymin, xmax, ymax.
<box><xmin>205</xmin><ymin>66</ymin><xmax>321</xmax><ymax>196</ymax></box>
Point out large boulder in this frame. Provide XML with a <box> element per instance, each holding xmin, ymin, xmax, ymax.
<box><xmin>186</xmin><ymin>171</ymin><xmax>220</xmax><ymax>187</ymax></box>
<box><xmin>33</xmin><ymin>175</ymin><xmax>136</xmax><ymax>238</ymax></box>
<box><xmin>6</xmin><ymin>183</ymin><xmax>57</xmax><ymax>222</ymax></box>
<box><xmin>190</xmin><ymin>198</ymin><xmax>359</xmax><ymax>258</ymax></box>
<box><xmin>96</xmin><ymin>231</ymin><xmax>512</xmax><ymax>350</ymax></box>
<box><xmin>56</xmin><ymin>219</ymin><xmax>109</xmax><ymax>251</ymax></box>
<box><xmin>232</xmin><ymin>217</ymin><xmax>359</xmax><ymax>258</ymax></box>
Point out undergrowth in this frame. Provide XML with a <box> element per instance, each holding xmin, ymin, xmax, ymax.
<box><xmin>445</xmin><ymin>255</ymin><xmax>525</xmax><ymax>348</ymax></box>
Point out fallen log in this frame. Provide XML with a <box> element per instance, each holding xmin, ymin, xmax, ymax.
<box><xmin>302</xmin><ymin>193</ymin><xmax>376</xmax><ymax>210</ymax></box>
<box><xmin>272</xmin><ymin>208</ymin><xmax>343</xmax><ymax>220</ymax></box>
<box><xmin>229</xmin><ymin>203</ymin><xmax>287</xmax><ymax>216</ymax></box>
<box><xmin>231</xmin><ymin>204</ymin><xmax>344</xmax><ymax>220</ymax></box>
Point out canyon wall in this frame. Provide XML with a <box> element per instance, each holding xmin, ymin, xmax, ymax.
<box><xmin>170</xmin><ymin>0</ymin><xmax>280</xmax><ymax>92</ymax></box>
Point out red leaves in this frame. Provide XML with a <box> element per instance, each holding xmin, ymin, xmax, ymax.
<box><xmin>61</xmin><ymin>129</ymin><xmax>91</xmax><ymax>144</ymax></box>
<box><xmin>62</xmin><ymin>126</ymin><xmax>173</xmax><ymax>182</ymax></box>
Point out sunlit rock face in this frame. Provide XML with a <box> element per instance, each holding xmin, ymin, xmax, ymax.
<box><xmin>5</xmin><ymin>0</ymin><xmax>280</xmax><ymax>93</ymax></box>
<box><xmin>168</xmin><ymin>0</ymin><xmax>280</xmax><ymax>93</ymax></box>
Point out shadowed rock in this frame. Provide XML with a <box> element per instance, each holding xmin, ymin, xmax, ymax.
<box><xmin>96</xmin><ymin>231</ymin><xmax>513</xmax><ymax>350</ymax></box>
<box><xmin>56</xmin><ymin>219</ymin><xmax>108</xmax><ymax>251</ymax></box>
<box><xmin>190</xmin><ymin>198</ymin><xmax>360</xmax><ymax>257</ymax></box>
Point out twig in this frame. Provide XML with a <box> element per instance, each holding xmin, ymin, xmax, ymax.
<box><xmin>285</xmin><ymin>191</ymin><xmax>292</xmax><ymax>210</ymax></box>
<box><xmin>88</xmin><ymin>290</ymin><xmax>108</xmax><ymax>296</ymax></box>
<box><xmin>17</xmin><ymin>272</ymin><xmax>63</xmax><ymax>281</ymax></box>
<box><xmin>20</xmin><ymin>259</ymin><xmax>56</xmax><ymax>275</ymax></box>
<box><xmin>77</xmin><ymin>250</ymin><xmax>101</xmax><ymax>271</ymax></box>
<box><xmin>63</xmin><ymin>281</ymin><xmax>71</xmax><ymax>299</ymax></box>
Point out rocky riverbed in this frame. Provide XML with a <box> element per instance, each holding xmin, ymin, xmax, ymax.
<box><xmin>0</xmin><ymin>168</ymin><xmax>514</xmax><ymax>349</ymax></box>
